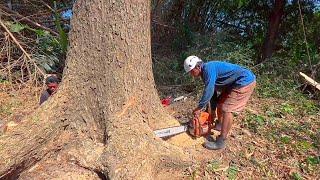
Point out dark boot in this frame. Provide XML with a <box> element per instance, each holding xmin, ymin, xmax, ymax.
<box><xmin>204</xmin><ymin>135</ymin><xmax>226</xmax><ymax>150</ymax></box>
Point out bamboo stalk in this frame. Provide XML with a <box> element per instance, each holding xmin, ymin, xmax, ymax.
<box><xmin>299</xmin><ymin>72</ymin><xmax>320</xmax><ymax>91</ymax></box>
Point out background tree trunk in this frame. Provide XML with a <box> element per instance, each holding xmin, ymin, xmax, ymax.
<box><xmin>0</xmin><ymin>0</ymin><xmax>190</xmax><ymax>179</ymax></box>
<box><xmin>260</xmin><ymin>0</ymin><xmax>286</xmax><ymax>62</ymax></box>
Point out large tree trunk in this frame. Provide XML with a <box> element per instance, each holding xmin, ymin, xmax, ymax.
<box><xmin>260</xmin><ymin>0</ymin><xmax>286</xmax><ymax>63</ymax></box>
<box><xmin>0</xmin><ymin>0</ymin><xmax>190</xmax><ymax>179</ymax></box>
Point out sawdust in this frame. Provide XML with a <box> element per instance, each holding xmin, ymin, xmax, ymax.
<box><xmin>0</xmin><ymin>85</ymin><xmax>41</xmax><ymax>133</ymax></box>
<box><xmin>166</xmin><ymin>133</ymin><xmax>205</xmax><ymax>148</ymax></box>
<box><xmin>159</xmin><ymin>110</ymin><xmax>181</xmax><ymax>127</ymax></box>
<box><xmin>3</xmin><ymin>121</ymin><xmax>19</xmax><ymax>132</ymax></box>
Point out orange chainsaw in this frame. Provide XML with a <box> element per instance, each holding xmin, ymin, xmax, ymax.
<box><xmin>154</xmin><ymin>105</ymin><xmax>214</xmax><ymax>138</ymax></box>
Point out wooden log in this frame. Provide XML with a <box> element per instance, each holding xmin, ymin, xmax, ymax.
<box><xmin>299</xmin><ymin>72</ymin><xmax>320</xmax><ymax>91</ymax></box>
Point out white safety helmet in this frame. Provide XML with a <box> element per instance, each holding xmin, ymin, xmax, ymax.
<box><xmin>184</xmin><ymin>55</ymin><xmax>202</xmax><ymax>73</ymax></box>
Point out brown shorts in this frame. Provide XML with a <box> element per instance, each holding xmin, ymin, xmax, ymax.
<box><xmin>217</xmin><ymin>81</ymin><xmax>256</xmax><ymax>113</ymax></box>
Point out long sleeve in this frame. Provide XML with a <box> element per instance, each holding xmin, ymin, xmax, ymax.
<box><xmin>39</xmin><ymin>91</ymin><xmax>50</xmax><ymax>105</ymax></box>
<box><xmin>198</xmin><ymin>70</ymin><xmax>216</xmax><ymax>109</ymax></box>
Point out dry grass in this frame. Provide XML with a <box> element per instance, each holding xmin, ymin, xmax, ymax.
<box><xmin>0</xmin><ymin>83</ymin><xmax>41</xmax><ymax>133</ymax></box>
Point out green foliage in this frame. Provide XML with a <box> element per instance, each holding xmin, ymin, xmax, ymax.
<box><xmin>152</xmin><ymin>56</ymin><xmax>193</xmax><ymax>86</ymax></box>
<box><xmin>35</xmin><ymin>28</ymin><xmax>65</xmax><ymax>73</ymax></box>
<box><xmin>244</xmin><ymin>113</ymin><xmax>265</xmax><ymax>133</ymax></box>
<box><xmin>256</xmin><ymin>75</ymin><xmax>296</xmax><ymax>99</ymax></box>
<box><xmin>225</xmin><ymin>44</ymin><xmax>256</xmax><ymax>67</ymax></box>
<box><xmin>0</xmin><ymin>79</ymin><xmax>9</xmax><ymax>83</ymax></box>
<box><xmin>7</xmin><ymin>21</ymin><xmax>51</xmax><ymax>37</ymax></box>
<box><xmin>282</xmin><ymin>1</ymin><xmax>320</xmax><ymax>75</ymax></box>
<box><xmin>8</xmin><ymin>22</ymin><xmax>26</xmax><ymax>32</ymax></box>
<box><xmin>34</xmin><ymin>29</ymin><xmax>50</xmax><ymax>37</ymax></box>
<box><xmin>54</xmin><ymin>12</ymin><xmax>68</xmax><ymax>54</ymax></box>
<box><xmin>227</xmin><ymin>165</ymin><xmax>239</xmax><ymax>180</ymax></box>
<box><xmin>296</xmin><ymin>140</ymin><xmax>313</xmax><ymax>152</ymax></box>
<box><xmin>160</xmin><ymin>4</ymin><xmax>320</xmax><ymax>178</ymax></box>
<box><xmin>299</xmin><ymin>155</ymin><xmax>320</xmax><ymax>174</ymax></box>
<box><xmin>207</xmin><ymin>160</ymin><xmax>221</xmax><ymax>172</ymax></box>
<box><xmin>306</xmin><ymin>156</ymin><xmax>320</xmax><ymax>166</ymax></box>
<box><xmin>34</xmin><ymin>54</ymin><xmax>60</xmax><ymax>72</ymax></box>
<box><xmin>294</xmin><ymin>97</ymin><xmax>318</xmax><ymax>116</ymax></box>
<box><xmin>172</xmin><ymin>24</ymin><xmax>194</xmax><ymax>51</ymax></box>
<box><xmin>4</xmin><ymin>20</ymin><xmax>66</xmax><ymax>73</ymax></box>
<box><xmin>310</xmin><ymin>131</ymin><xmax>320</xmax><ymax>149</ymax></box>
<box><xmin>291</xmin><ymin>172</ymin><xmax>303</xmax><ymax>180</ymax></box>
<box><xmin>236</xmin><ymin>0</ymin><xmax>250</xmax><ymax>8</ymax></box>
<box><xmin>254</xmin><ymin>57</ymin><xmax>319</xmax><ymax>112</ymax></box>
<box><xmin>162</xmin><ymin>0</ymin><xmax>320</xmax><ymax>81</ymax></box>
<box><xmin>280</xmin><ymin>135</ymin><xmax>292</xmax><ymax>144</ymax></box>
<box><xmin>206</xmin><ymin>160</ymin><xmax>239</xmax><ymax>179</ymax></box>
<box><xmin>280</xmin><ymin>103</ymin><xmax>295</xmax><ymax>115</ymax></box>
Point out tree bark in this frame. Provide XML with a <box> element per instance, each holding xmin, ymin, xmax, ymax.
<box><xmin>260</xmin><ymin>0</ymin><xmax>286</xmax><ymax>63</ymax></box>
<box><xmin>0</xmin><ymin>0</ymin><xmax>190</xmax><ymax>179</ymax></box>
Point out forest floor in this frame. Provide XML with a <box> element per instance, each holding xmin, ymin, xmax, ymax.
<box><xmin>0</xmin><ymin>82</ymin><xmax>319</xmax><ymax>179</ymax></box>
<box><xmin>158</xmin><ymin>86</ymin><xmax>320</xmax><ymax>180</ymax></box>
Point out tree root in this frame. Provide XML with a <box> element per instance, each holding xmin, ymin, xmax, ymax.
<box><xmin>0</xmin><ymin>95</ymin><xmax>193</xmax><ymax>179</ymax></box>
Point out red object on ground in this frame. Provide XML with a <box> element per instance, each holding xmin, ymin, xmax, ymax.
<box><xmin>161</xmin><ymin>96</ymin><xmax>172</xmax><ymax>107</ymax></box>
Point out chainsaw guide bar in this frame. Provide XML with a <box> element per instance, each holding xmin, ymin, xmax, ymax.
<box><xmin>154</xmin><ymin>125</ymin><xmax>188</xmax><ymax>138</ymax></box>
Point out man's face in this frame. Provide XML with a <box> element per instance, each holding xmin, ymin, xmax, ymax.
<box><xmin>190</xmin><ymin>66</ymin><xmax>201</xmax><ymax>77</ymax></box>
<box><xmin>47</xmin><ymin>83</ymin><xmax>58</xmax><ymax>94</ymax></box>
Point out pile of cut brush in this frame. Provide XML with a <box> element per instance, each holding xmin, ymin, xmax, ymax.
<box><xmin>0</xmin><ymin>1</ymin><xmax>71</xmax><ymax>88</ymax></box>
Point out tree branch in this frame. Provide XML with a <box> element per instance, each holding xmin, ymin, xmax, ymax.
<box><xmin>216</xmin><ymin>20</ymin><xmax>247</xmax><ymax>31</ymax></box>
<box><xmin>2</xmin><ymin>6</ymin><xmax>59</xmax><ymax>36</ymax></box>
<box><xmin>0</xmin><ymin>19</ymin><xmax>45</xmax><ymax>76</ymax></box>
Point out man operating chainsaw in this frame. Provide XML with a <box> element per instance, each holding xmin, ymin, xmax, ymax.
<box><xmin>184</xmin><ymin>55</ymin><xmax>256</xmax><ymax>150</ymax></box>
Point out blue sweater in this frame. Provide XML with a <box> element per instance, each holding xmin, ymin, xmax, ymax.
<box><xmin>198</xmin><ymin>61</ymin><xmax>256</xmax><ymax>108</ymax></box>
